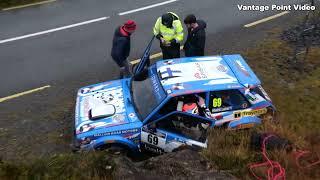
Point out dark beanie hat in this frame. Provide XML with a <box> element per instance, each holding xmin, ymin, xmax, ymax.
<box><xmin>123</xmin><ymin>20</ymin><xmax>137</xmax><ymax>32</ymax></box>
<box><xmin>184</xmin><ymin>14</ymin><xmax>196</xmax><ymax>24</ymax></box>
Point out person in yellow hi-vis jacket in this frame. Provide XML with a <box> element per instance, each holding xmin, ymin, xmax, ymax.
<box><xmin>153</xmin><ymin>12</ymin><xmax>184</xmax><ymax>59</ymax></box>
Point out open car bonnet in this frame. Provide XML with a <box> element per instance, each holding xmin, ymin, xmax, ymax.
<box><xmin>75</xmin><ymin>80</ymin><xmax>137</xmax><ymax>135</ymax></box>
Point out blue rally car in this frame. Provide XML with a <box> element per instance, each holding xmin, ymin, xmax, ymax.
<box><xmin>73</xmin><ymin>55</ymin><xmax>275</xmax><ymax>154</ymax></box>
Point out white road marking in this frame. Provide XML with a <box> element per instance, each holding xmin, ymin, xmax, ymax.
<box><xmin>2</xmin><ymin>0</ymin><xmax>57</xmax><ymax>11</ymax></box>
<box><xmin>0</xmin><ymin>17</ymin><xmax>109</xmax><ymax>44</ymax></box>
<box><xmin>244</xmin><ymin>11</ymin><xmax>290</xmax><ymax>28</ymax></box>
<box><xmin>0</xmin><ymin>85</ymin><xmax>51</xmax><ymax>103</ymax></box>
<box><xmin>119</xmin><ymin>0</ymin><xmax>179</xmax><ymax>16</ymax></box>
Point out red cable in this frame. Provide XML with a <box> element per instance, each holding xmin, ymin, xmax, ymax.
<box><xmin>294</xmin><ymin>150</ymin><xmax>320</xmax><ymax>169</ymax></box>
<box><xmin>249</xmin><ymin>135</ymin><xmax>286</xmax><ymax>180</ymax></box>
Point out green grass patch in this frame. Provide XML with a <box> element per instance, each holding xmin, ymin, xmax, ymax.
<box><xmin>0</xmin><ymin>152</ymin><xmax>114</xmax><ymax>179</ymax></box>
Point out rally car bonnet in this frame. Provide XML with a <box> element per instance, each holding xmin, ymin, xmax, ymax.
<box><xmin>74</xmin><ymin>79</ymin><xmax>138</xmax><ymax>135</ymax></box>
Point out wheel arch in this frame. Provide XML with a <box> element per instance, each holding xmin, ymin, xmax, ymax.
<box><xmin>93</xmin><ymin>135</ymin><xmax>139</xmax><ymax>152</ymax></box>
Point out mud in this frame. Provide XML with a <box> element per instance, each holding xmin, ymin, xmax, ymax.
<box><xmin>113</xmin><ymin>149</ymin><xmax>236</xmax><ymax>180</ymax></box>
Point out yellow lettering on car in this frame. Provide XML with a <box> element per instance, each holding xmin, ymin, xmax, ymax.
<box><xmin>233</xmin><ymin>108</ymin><xmax>267</xmax><ymax>118</ymax></box>
<box><xmin>213</xmin><ymin>98</ymin><xmax>222</xmax><ymax>107</ymax></box>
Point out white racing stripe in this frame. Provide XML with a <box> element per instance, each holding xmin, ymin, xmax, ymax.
<box><xmin>119</xmin><ymin>0</ymin><xmax>179</xmax><ymax>16</ymax></box>
<box><xmin>0</xmin><ymin>17</ymin><xmax>109</xmax><ymax>44</ymax></box>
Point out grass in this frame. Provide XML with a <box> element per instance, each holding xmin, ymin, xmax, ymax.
<box><xmin>203</xmin><ymin>39</ymin><xmax>320</xmax><ymax>179</ymax></box>
<box><xmin>0</xmin><ymin>151</ymin><xmax>114</xmax><ymax>179</ymax></box>
<box><xmin>0</xmin><ymin>0</ymin><xmax>48</xmax><ymax>9</ymax></box>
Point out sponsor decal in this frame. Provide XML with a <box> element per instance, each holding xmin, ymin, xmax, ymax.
<box><xmin>99</xmin><ymin>93</ymin><xmax>114</xmax><ymax>103</ymax></box>
<box><xmin>151</xmin><ymin>69</ymin><xmax>166</xmax><ymax>102</ymax></box>
<box><xmin>143</xmin><ymin>143</ymin><xmax>164</xmax><ymax>154</ymax></box>
<box><xmin>78</xmin><ymin>122</ymin><xmax>109</xmax><ymax>133</ymax></box>
<box><xmin>75</xmin><ymin>96</ymin><xmax>80</xmax><ymax>124</ymax></box>
<box><xmin>227</xmin><ymin>84</ymin><xmax>241</xmax><ymax>89</ymax></box>
<box><xmin>123</xmin><ymin>132</ymin><xmax>140</xmax><ymax>139</ymax></box>
<box><xmin>94</xmin><ymin>128</ymin><xmax>139</xmax><ymax>137</ymax></box>
<box><xmin>235</xmin><ymin>60</ymin><xmax>251</xmax><ymax>77</ymax></box>
<box><xmin>79</xmin><ymin>124</ymin><xmax>94</xmax><ymax>133</ymax></box>
<box><xmin>151</xmin><ymin>73</ymin><xmax>162</xmax><ymax>100</ymax></box>
<box><xmin>211</xmin><ymin>106</ymin><xmax>232</xmax><ymax>113</ymax></box>
<box><xmin>194</xmin><ymin>62</ymin><xmax>207</xmax><ymax>79</ymax></box>
<box><xmin>234</xmin><ymin>108</ymin><xmax>267</xmax><ymax>118</ymax></box>
<box><xmin>80</xmin><ymin>84</ymin><xmax>109</xmax><ymax>95</ymax></box>
<box><xmin>236</xmin><ymin>123</ymin><xmax>255</xmax><ymax>130</ymax></box>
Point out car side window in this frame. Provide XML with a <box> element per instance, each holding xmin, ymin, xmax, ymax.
<box><xmin>209</xmin><ymin>89</ymin><xmax>249</xmax><ymax>113</ymax></box>
<box><xmin>156</xmin><ymin>112</ymin><xmax>210</xmax><ymax>142</ymax></box>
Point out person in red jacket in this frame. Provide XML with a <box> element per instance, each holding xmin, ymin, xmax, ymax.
<box><xmin>111</xmin><ymin>20</ymin><xmax>137</xmax><ymax>78</ymax></box>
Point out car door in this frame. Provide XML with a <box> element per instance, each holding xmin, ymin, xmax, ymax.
<box><xmin>141</xmin><ymin>112</ymin><xmax>212</xmax><ymax>154</ymax></box>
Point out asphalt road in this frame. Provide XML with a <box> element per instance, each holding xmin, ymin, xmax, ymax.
<box><xmin>0</xmin><ymin>0</ymin><xmax>305</xmax><ymax>97</ymax></box>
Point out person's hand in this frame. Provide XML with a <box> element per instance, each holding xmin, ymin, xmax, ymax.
<box><xmin>160</xmin><ymin>38</ymin><xmax>165</xmax><ymax>44</ymax></box>
<box><xmin>155</xmin><ymin>34</ymin><xmax>163</xmax><ymax>40</ymax></box>
<box><xmin>170</xmin><ymin>39</ymin><xmax>177</xmax><ymax>46</ymax></box>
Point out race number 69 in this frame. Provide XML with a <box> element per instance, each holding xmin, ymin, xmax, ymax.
<box><xmin>148</xmin><ymin>134</ymin><xmax>158</xmax><ymax>145</ymax></box>
<box><xmin>213</xmin><ymin>98</ymin><xmax>222</xmax><ymax>108</ymax></box>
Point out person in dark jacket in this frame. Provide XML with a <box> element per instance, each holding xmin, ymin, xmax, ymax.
<box><xmin>111</xmin><ymin>20</ymin><xmax>136</xmax><ymax>78</ymax></box>
<box><xmin>183</xmin><ymin>14</ymin><xmax>207</xmax><ymax>57</ymax></box>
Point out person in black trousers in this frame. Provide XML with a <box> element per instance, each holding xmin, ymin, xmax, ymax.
<box><xmin>183</xmin><ymin>14</ymin><xmax>207</xmax><ymax>57</ymax></box>
<box><xmin>111</xmin><ymin>20</ymin><xmax>136</xmax><ymax>78</ymax></box>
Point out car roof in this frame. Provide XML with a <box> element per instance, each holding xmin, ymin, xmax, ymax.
<box><xmin>156</xmin><ymin>54</ymin><xmax>261</xmax><ymax>96</ymax></box>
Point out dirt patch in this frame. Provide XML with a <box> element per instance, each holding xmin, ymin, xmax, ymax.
<box><xmin>113</xmin><ymin>149</ymin><xmax>236</xmax><ymax>180</ymax></box>
<box><xmin>0</xmin><ymin>149</ymin><xmax>235</xmax><ymax>179</ymax></box>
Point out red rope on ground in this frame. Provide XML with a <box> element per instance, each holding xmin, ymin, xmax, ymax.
<box><xmin>249</xmin><ymin>134</ymin><xmax>286</xmax><ymax>180</ymax></box>
<box><xmin>294</xmin><ymin>149</ymin><xmax>320</xmax><ymax>169</ymax></box>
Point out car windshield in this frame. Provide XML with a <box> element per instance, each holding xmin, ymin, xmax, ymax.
<box><xmin>131</xmin><ymin>66</ymin><xmax>166</xmax><ymax>120</ymax></box>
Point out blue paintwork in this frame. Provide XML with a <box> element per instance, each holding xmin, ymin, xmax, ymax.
<box><xmin>228</xmin><ymin>116</ymin><xmax>261</xmax><ymax>129</ymax></box>
<box><xmin>223</xmin><ymin>55</ymin><xmax>261</xmax><ymax>86</ymax></box>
